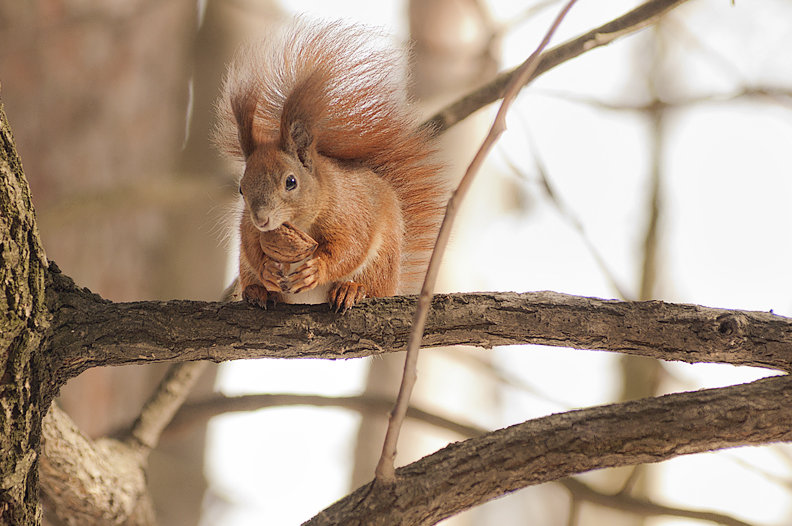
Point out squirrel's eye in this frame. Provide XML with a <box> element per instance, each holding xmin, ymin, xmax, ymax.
<box><xmin>238</xmin><ymin>185</ymin><xmax>243</xmax><ymax>196</ymax></box>
<box><xmin>285</xmin><ymin>174</ymin><xmax>297</xmax><ymax>191</ymax></box>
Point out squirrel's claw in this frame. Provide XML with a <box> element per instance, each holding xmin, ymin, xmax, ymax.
<box><xmin>242</xmin><ymin>284</ymin><xmax>283</xmax><ymax>309</ymax></box>
<box><xmin>259</xmin><ymin>260</ymin><xmax>285</xmax><ymax>292</ymax></box>
<box><xmin>283</xmin><ymin>258</ymin><xmax>319</xmax><ymax>293</ymax></box>
<box><xmin>329</xmin><ymin>281</ymin><xmax>366</xmax><ymax>313</ymax></box>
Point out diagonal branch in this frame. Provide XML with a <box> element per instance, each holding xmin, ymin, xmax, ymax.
<box><xmin>124</xmin><ymin>361</ymin><xmax>209</xmax><ymax>457</ymax></box>
<box><xmin>423</xmin><ymin>0</ymin><xmax>694</xmax><ymax>134</ymax></box>
<box><xmin>305</xmin><ymin>374</ymin><xmax>792</xmax><ymax>526</ymax></box>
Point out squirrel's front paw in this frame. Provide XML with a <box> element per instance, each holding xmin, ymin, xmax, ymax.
<box><xmin>282</xmin><ymin>257</ymin><xmax>320</xmax><ymax>294</ymax></box>
<box><xmin>329</xmin><ymin>281</ymin><xmax>367</xmax><ymax>312</ymax></box>
<box><xmin>243</xmin><ymin>284</ymin><xmax>283</xmax><ymax>309</ymax></box>
<box><xmin>258</xmin><ymin>259</ymin><xmax>285</xmax><ymax>292</ymax></box>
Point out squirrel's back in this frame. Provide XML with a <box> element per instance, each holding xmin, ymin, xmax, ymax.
<box><xmin>215</xmin><ymin>19</ymin><xmax>446</xmax><ymax>293</ymax></box>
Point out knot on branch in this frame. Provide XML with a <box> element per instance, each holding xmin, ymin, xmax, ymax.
<box><xmin>715</xmin><ymin>313</ymin><xmax>747</xmax><ymax>337</ymax></box>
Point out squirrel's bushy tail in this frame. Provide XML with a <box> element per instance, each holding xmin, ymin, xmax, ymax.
<box><xmin>215</xmin><ymin>19</ymin><xmax>447</xmax><ymax>292</ymax></box>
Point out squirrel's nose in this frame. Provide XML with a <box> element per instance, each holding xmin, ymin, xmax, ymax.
<box><xmin>251</xmin><ymin>211</ymin><xmax>272</xmax><ymax>231</ymax></box>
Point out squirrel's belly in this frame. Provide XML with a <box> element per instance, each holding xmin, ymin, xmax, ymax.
<box><xmin>282</xmin><ymin>284</ymin><xmax>332</xmax><ymax>305</ymax></box>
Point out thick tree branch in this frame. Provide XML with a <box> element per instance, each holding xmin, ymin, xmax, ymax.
<box><xmin>165</xmin><ymin>392</ymin><xmax>752</xmax><ymax>526</ymax></box>
<box><xmin>46</xmin><ymin>263</ymin><xmax>792</xmax><ymax>389</ymax></box>
<box><xmin>40</xmin><ymin>405</ymin><xmax>154</xmax><ymax>526</ymax></box>
<box><xmin>423</xmin><ymin>0</ymin><xmax>693</xmax><ymax>134</ymax></box>
<box><xmin>305</xmin><ymin>374</ymin><xmax>792</xmax><ymax>526</ymax></box>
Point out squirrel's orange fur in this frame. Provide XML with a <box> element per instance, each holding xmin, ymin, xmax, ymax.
<box><xmin>215</xmin><ymin>19</ymin><xmax>446</xmax><ymax>310</ymax></box>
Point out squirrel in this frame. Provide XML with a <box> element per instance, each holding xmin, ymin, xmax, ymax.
<box><xmin>214</xmin><ymin>19</ymin><xmax>447</xmax><ymax>311</ymax></box>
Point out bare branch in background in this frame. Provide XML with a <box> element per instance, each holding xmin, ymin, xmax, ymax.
<box><xmin>423</xmin><ymin>0</ymin><xmax>695</xmax><ymax>134</ymax></box>
<box><xmin>165</xmin><ymin>393</ymin><xmax>487</xmax><ymax>439</ymax></box>
<box><xmin>530</xmin><ymin>85</ymin><xmax>792</xmax><ymax>112</ymax></box>
<box><xmin>559</xmin><ymin>478</ymin><xmax>754</xmax><ymax>526</ymax></box>
<box><xmin>444</xmin><ymin>350</ymin><xmax>573</xmax><ymax>409</ymax></box>
<box><xmin>124</xmin><ymin>361</ymin><xmax>209</xmax><ymax>457</ymax></box>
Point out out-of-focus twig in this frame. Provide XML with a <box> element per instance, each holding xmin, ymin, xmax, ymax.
<box><xmin>375</xmin><ymin>0</ymin><xmax>580</xmax><ymax>484</ymax></box>
<box><xmin>503</xmin><ymin>152</ymin><xmax>633</xmax><ymax>300</ymax></box>
<box><xmin>560</xmin><ymin>478</ymin><xmax>754</xmax><ymax>526</ymax></box>
<box><xmin>165</xmin><ymin>392</ymin><xmax>487</xmax><ymax>439</ymax></box>
<box><xmin>530</xmin><ymin>86</ymin><xmax>792</xmax><ymax>112</ymax></box>
<box><xmin>125</xmin><ymin>361</ymin><xmax>209</xmax><ymax>458</ymax></box>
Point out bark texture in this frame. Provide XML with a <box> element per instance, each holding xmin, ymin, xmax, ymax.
<box><xmin>39</xmin><ymin>406</ymin><xmax>153</xmax><ymax>526</ymax></box>
<box><xmin>305</xmin><ymin>374</ymin><xmax>792</xmax><ymax>526</ymax></box>
<box><xmin>0</xmin><ymin>96</ymin><xmax>50</xmax><ymax>524</ymax></box>
<box><xmin>46</xmin><ymin>264</ymin><xmax>792</xmax><ymax>387</ymax></box>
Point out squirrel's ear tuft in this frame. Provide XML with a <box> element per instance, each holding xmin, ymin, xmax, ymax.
<box><xmin>231</xmin><ymin>90</ymin><xmax>259</xmax><ymax>158</ymax></box>
<box><xmin>284</xmin><ymin>120</ymin><xmax>314</xmax><ymax>170</ymax></box>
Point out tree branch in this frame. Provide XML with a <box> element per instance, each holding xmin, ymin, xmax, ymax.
<box><xmin>40</xmin><ymin>405</ymin><xmax>154</xmax><ymax>526</ymax></box>
<box><xmin>305</xmin><ymin>374</ymin><xmax>792</xmax><ymax>526</ymax></box>
<box><xmin>167</xmin><ymin>391</ymin><xmax>753</xmax><ymax>526</ymax></box>
<box><xmin>422</xmin><ymin>0</ymin><xmax>694</xmax><ymax>134</ymax></box>
<box><xmin>124</xmin><ymin>361</ymin><xmax>209</xmax><ymax>456</ymax></box>
<box><xmin>45</xmin><ymin>263</ymin><xmax>792</xmax><ymax>389</ymax></box>
<box><xmin>165</xmin><ymin>393</ymin><xmax>487</xmax><ymax>439</ymax></box>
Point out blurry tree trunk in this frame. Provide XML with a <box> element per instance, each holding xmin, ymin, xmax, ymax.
<box><xmin>612</xmin><ymin>25</ymin><xmax>668</xmax><ymax>526</ymax></box>
<box><xmin>350</xmin><ymin>0</ymin><xmax>500</xmax><ymax>507</ymax></box>
<box><xmin>0</xmin><ymin>1</ymin><xmax>226</xmax><ymax>524</ymax></box>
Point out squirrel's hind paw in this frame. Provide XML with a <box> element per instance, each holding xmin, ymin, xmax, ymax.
<box><xmin>329</xmin><ymin>281</ymin><xmax>367</xmax><ymax>313</ymax></box>
<box><xmin>243</xmin><ymin>284</ymin><xmax>283</xmax><ymax>309</ymax></box>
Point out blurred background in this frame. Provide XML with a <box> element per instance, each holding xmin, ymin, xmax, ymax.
<box><xmin>1</xmin><ymin>0</ymin><xmax>791</xmax><ymax>524</ymax></box>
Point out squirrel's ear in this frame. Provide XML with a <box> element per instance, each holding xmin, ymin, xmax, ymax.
<box><xmin>231</xmin><ymin>91</ymin><xmax>258</xmax><ymax>158</ymax></box>
<box><xmin>284</xmin><ymin>120</ymin><xmax>315</xmax><ymax>171</ymax></box>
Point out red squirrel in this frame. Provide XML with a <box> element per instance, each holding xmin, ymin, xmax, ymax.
<box><xmin>214</xmin><ymin>19</ymin><xmax>446</xmax><ymax>311</ymax></box>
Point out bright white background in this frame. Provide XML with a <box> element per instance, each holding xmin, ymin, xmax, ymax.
<box><xmin>202</xmin><ymin>1</ymin><xmax>792</xmax><ymax>525</ymax></box>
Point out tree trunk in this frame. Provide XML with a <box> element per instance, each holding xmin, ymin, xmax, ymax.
<box><xmin>0</xmin><ymin>92</ymin><xmax>49</xmax><ymax>526</ymax></box>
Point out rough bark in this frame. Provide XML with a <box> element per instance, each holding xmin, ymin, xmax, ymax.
<box><xmin>39</xmin><ymin>406</ymin><xmax>153</xmax><ymax>526</ymax></box>
<box><xmin>0</xmin><ymin>92</ymin><xmax>50</xmax><ymax>525</ymax></box>
<box><xmin>45</xmin><ymin>263</ymin><xmax>792</xmax><ymax>388</ymax></box>
<box><xmin>305</xmin><ymin>374</ymin><xmax>792</xmax><ymax>526</ymax></box>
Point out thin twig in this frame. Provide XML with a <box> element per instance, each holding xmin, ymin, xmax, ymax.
<box><xmin>125</xmin><ymin>361</ymin><xmax>208</xmax><ymax>458</ymax></box>
<box><xmin>374</xmin><ymin>0</ymin><xmax>580</xmax><ymax>484</ymax></box>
